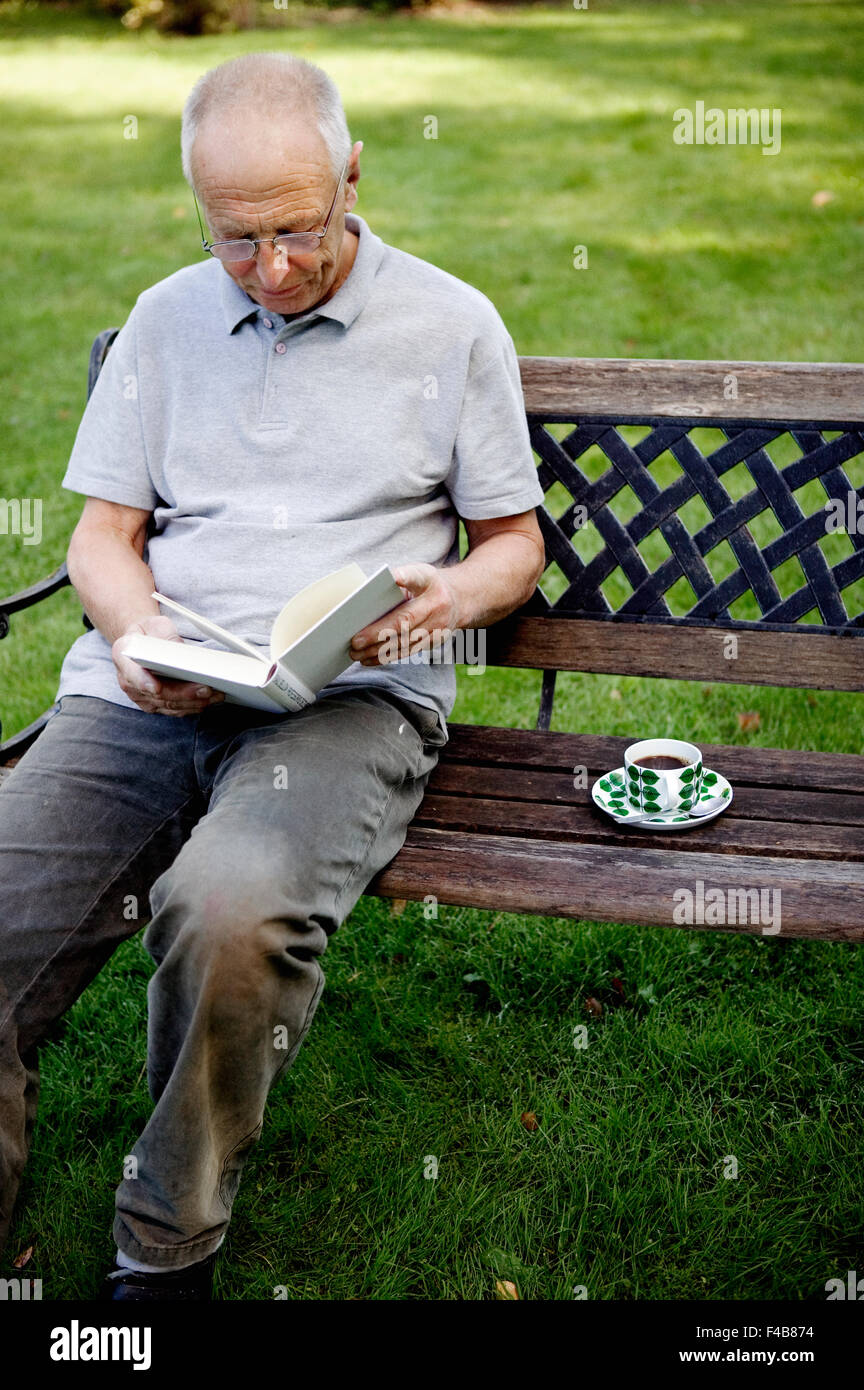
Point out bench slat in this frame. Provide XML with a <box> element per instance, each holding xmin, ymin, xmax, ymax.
<box><xmin>428</xmin><ymin>763</ymin><xmax>864</xmax><ymax>828</ymax></box>
<box><xmin>415</xmin><ymin>794</ymin><xmax>861</xmax><ymax>861</ymax></box>
<box><xmin>519</xmin><ymin>357</ymin><xmax>864</xmax><ymax>423</ymax></box>
<box><xmin>441</xmin><ymin>725</ymin><xmax>864</xmax><ymax>792</ymax></box>
<box><xmin>370</xmin><ymin>830</ymin><xmax>864</xmax><ymax>940</ymax></box>
<box><xmin>485</xmin><ymin>617</ymin><xmax>864</xmax><ymax>689</ymax></box>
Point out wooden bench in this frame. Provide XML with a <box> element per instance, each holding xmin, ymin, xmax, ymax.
<box><xmin>3</xmin><ymin>338</ymin><xmax>864</xmax><ymax>941</ymax></box>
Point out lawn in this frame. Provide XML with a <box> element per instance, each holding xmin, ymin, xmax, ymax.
<box><xmin>1</xmin><ymin>0</ymin><xmax>863</xmax><ymax>1300</ymax></box>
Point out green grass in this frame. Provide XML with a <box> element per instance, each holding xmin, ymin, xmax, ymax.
<box><xmin>2</xmin><ymin>0</ymin><xmax>864</xmax><ymax>1300</ymax></box>
<box><xmin>15</xmin><ymin>906</ymin><xmax>864</xmax><ymax>1300</ymax></box>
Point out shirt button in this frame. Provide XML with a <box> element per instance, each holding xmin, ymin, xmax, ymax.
<box><xmin>262</xmin><ymin>317</ymin><xmax>273</xmax><ymax>329</ymax></box>
<box><xmin>275</xmin><ymin>341</ymin><xmax>287</xmax><ymax>354</ymax></box>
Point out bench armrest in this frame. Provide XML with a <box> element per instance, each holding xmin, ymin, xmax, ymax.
<box><xmin>0</xmin><ymin>564</ymin><xmax>86</xmax><ymax>763</ymax></box>
<box><xmin>0</xmin><ymin>563</ymin><xmax>73</xmax><ymax>639</ymax></box>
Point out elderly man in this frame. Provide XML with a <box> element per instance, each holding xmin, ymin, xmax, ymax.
<box><xmin>0</xmin><ymin>51</ymin><xmax>545</xmax><ymax>1300</ymax></box>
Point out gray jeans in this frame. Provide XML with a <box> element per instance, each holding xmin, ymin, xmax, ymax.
<box><xmin>0</xmin><ymin>687</ymin><xmax>446</xmax><ymax>1268</ymax></box>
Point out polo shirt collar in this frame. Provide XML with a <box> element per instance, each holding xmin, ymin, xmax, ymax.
<box><xmin>219</xmin><ymin>212</ymin><xmax>384</xmax><ymax>334</ymax></box>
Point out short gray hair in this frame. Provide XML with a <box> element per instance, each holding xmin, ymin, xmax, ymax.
<box><xmin>181</xmin><ymin>52</ymin><xmax>352</xmax><ymax>190</ymax></box>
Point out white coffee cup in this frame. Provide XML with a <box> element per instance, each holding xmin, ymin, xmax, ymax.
<box><xmin>623</xmin><ymin>738</ymin><xmax>704</xmax><ymax>813</ymax></box>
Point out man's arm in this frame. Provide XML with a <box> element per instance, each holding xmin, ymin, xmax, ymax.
<box><xmin>67</xmin><ymin>497</ymin><xmax>157</xmax><ymax>642</ymax></box>
<box><xmin>447</xmin><ymin>510</ymin><xmax>546</xmax><ymax>628</ymax></box>
<box><xmin>349</xmin><ymin>509</ymin><xmax>545</xmax><ymax>665</ymax></box>
<box><xmin>67</xmin><ymin>497</ymin><xmax>224</xmax><ymax>715</ymax></box>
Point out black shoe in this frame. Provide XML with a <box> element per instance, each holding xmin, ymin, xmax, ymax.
<box><xmin>99</xmin><ymin>1250</ymin><xmax>217</xmax><ymax>1302</ymax></box>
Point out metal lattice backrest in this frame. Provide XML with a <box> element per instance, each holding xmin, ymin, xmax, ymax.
<box><xmin>529</xmin><ymin>415</ymin><xmax>864</xmax><ymax>631</ymax></box>
<box><xmin>482</xmin><ymin>359</ymin><xmax>864</xmax><ymax>717</ymax></box>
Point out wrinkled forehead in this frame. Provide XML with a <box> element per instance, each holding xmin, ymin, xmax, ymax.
<box><xmin>192</xmin><ymin>108</ymin><xmax>334</xmax><ymax>202</ymax></box>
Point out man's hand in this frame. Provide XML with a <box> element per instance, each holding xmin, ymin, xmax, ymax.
<box><xmin>112</xmin><ymin>615</ymin><xmax>226</xmax><ymax>716</ymax></box>
<box><xmin>349</xmin><ymin>563</ymin><xmax>460</xmax><ymax>666</ymax></box>
<box><xmin>348</xmin><ymin>513</ymin><xmax>545</xmax><ymax>668</ymax></box>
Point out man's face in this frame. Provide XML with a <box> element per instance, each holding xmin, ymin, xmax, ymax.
<box><xmin>193</xmin><ymin>113</ymin><xmax>359</xmax><ymax>315</ymax></box>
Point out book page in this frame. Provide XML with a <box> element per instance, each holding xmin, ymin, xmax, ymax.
<box><xmin>269</xmin><ymin>563</ymin><xmax>367</xmax><ymax>660</ymax></box>
<box><xmin>273</xmin><ymin>566</ymin><xmax>405</xmax><ymax>692</ymax></box>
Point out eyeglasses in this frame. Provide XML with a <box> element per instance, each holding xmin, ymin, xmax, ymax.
<box><xmin>194</xmin><ymin>159</ymin><xmax>348</xmax><ymax>264</ymax></box>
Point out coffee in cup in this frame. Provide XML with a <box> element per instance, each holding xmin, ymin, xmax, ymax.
<box><xmin>623</xmin><ymin>738</ymin><xmax>704</xmax><ymax>814</ymax></box>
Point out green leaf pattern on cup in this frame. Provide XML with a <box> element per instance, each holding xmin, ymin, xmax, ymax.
<box><xmin>625</xmin><ymin>759</ymin><xmax>704</xmax><ymax>812</ymax></box>
<box><xmin>594</xmin><ymin>763</ymin><xmax>730</xmax><ymax>826</ymax></box>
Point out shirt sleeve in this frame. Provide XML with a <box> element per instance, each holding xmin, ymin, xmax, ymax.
<box><xmin>61</xmin><ymin>305</ymin><xmax>160</xmax><ymax>512</ymax></box>
<box><xmin>445</xmin><ymin>320</ymin><xmax>545</xmax><ymax>520</ymax></box>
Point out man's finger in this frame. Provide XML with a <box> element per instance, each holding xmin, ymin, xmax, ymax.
<box><xmin>117</xmin><ymin>655</ymin><xmax>161</xmax><ymax>695</ymax></box>
<box><xmin>391</xmin><ymin>564</ymin><xmax>432</xmax><ymax>593</ymax></box>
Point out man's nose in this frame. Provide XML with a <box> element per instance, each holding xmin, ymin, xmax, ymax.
<box><xmin>255</xmin><ymin>240</ymin><xmax>296</xmax><ymax>288</ymax></box>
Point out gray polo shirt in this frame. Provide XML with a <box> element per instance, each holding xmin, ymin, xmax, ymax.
<box><xmin>56</xmin><ymin>211</ymin><xmax>544</xmax><ymax>733</ymax></box>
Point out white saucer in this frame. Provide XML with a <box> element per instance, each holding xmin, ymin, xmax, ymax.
<box><xmin>591</xmin><ymin>766</ymin><xmax>733</xmax><ymax>831</ymax></box>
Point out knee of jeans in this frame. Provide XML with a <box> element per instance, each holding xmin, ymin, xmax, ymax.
<box><xmin>146</xmin><ymin>845</ymin><xmax>329</xmax><ymax>969</ymax></box>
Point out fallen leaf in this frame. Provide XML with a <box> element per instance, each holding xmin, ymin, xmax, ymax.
<box><xmin>520</xmin><ymin>1111</ymin><xmax>539</xmax><ymax>1132</ymax></box>
<box><xmin>496</xmin><ymin>1279</ymin><xmax>520</xmax><ymax>1300</ymax></box>
<box><xmin>611</xmin><ymin>976</ymin><xmax>626</xmax><ymax>997</ymax></box>
<box><xmin>171</xmin><ymin>205</ymin><xmax>188</xmax><ymax>219</ymax></box>
<box><xmin>609</xmin><ymin>687</ymin><xmax>622</xmax><ymax>701</ymax></box>
<box><xmin>737</xmin><ymin>711</ymin><xmax>761</xmax><ymax>732</ymax></box>
<box><xmin>346</xmin><ymin>969</ymin><xmax>361</xmax><ymax>984</ymax></box>
<box><xmin>390</xmin><ymin>898</ymin><xmax>407</xmax><ymax>915</ymax></box>
<box><xmin>585</xmin><ymin>996</ymin><xmax>603</xmax><ymax>1017</ymax></box>
<box><xmin>811</xmin><ymin>190</ymin><xmax>835</xmax><ymax>207</ymax></box>
<box><xmin>13</xmin><ymin>1245</ymin><xmax>33</xmax><ymax>1269</ymax></box>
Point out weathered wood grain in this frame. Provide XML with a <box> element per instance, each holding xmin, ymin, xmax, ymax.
<box><xmin>414</xmin><ymin>794</ymin><xmax>862</xmax><ymax>861</ymax></box>
<box><xmin>484</xmin><ymin>617</ymin><xmax>864</xmax><ymax>691</ymax></box>
<box><xmin>365</xmin><ymin>719</ymin><xmax>864</xmax><ymax>936</ymax></box>
<box><xmin>518</xmin><ymin>356</ymin><xmax>864</xmax><ymax>423</ymax></box>
<box><xmin>427</xmin><ymin>762</ymin><xmax>864</xmax><ymax>827</ymax></box>
<box><xmin>441</xmin><ymin>725</ymin><xmax>864</xmax><ymax>787</ymax></box>
<box><xmin>369</xmin><ymin>830</ymin><xmax>864</xmax><ymax>940</ymax></box>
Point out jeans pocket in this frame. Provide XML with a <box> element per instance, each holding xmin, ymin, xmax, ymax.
<box><xmin>413</xmin><ymin>704</ymin><xmax>449</xmax><ymax>751</ymax></box>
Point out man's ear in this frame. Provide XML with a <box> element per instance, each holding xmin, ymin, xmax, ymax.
<box><xmin>345</xmin><ymin>139</ymin><xmax>363</xmax><ymax>213</ymax></box>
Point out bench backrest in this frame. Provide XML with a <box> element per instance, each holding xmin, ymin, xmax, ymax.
<box><xmin>486</xmin><ymin>357</ymin><xmax>864</xmax><ymax>708</ymax></box>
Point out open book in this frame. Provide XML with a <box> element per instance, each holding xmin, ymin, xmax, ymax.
<box><xmin>120</xmin><ymin>563</ymin><xmax>405</xmax><ymax>713</ymax></box>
